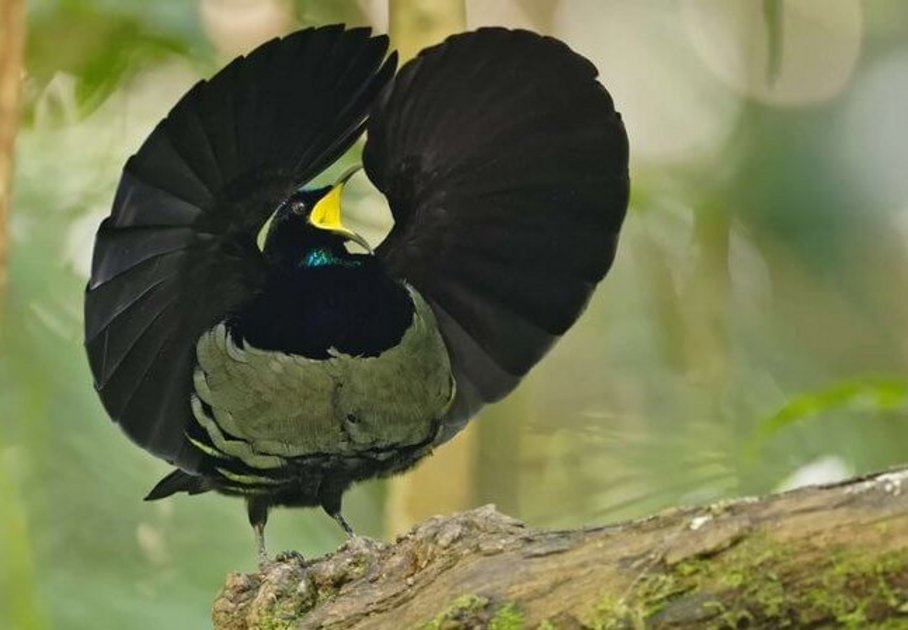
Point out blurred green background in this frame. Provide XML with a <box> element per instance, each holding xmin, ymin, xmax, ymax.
<box><xmin>2</xmin><ymin>0</ymin><xmax>908</xmax><ymax>628</ymax></box>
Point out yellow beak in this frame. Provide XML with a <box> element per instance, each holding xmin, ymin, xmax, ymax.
<box><xmin>308</xmin><ymin>167</ymin><xmax>372</xmax><ymax>253</ymax></box>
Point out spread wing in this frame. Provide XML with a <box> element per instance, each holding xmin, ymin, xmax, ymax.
<box><xmin>363</xmin><ymin>28</ymin><xmax>629</xmax><ymax>442</ymax></box>
<box><xmin>85</xmin><ymin>26</ymin><xmax>397</xmax><ymax>471</ymax></box>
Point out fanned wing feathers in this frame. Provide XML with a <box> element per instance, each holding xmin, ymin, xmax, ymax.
<box><xmin>86</xmin><ymin>24</ymin><xmax>626</xmax><ymax>476</ymax></box>
<box><xmin>364</xmin><ymin>28</ymin><xmax>629</xmax><ymax>442</ymax></box>
<box><xmin>85</xmin><ymin>27</ymin><xmax>397</xmax><ymax>471</ymax></box>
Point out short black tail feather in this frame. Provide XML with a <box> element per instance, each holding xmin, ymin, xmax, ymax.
<box><xmin>144</xmin><ymin>468</ymin><xmax>210</xmax><ymax>500</ymax></box>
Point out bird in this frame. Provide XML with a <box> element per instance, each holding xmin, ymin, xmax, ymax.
<box><xmin>84</xmin><ymin>24</ymin><xmax>629</xmax><ymax>563</ymax></box>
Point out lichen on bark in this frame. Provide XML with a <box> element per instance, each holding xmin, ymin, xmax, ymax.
<box><xmin>213</xmin><ymin>468</ymin><xmax>908</xmax><ymax>629</ymax></box>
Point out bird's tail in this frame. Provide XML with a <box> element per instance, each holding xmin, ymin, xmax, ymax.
<box><xmin>144</xmin><ymin>468</ymin><xmax>210</xmax><ymax>500</ymax></box>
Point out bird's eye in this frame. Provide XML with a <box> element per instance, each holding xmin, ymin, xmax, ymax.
<box><xmin>290</xmin><ymin>200</ymin><xmax>307</xmax><ymax>215</ymax></box>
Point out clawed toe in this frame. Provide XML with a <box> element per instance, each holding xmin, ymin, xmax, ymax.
<box><xmin>343</xmin><ymin>535</ymin><xmax>384</xmax><ymax>555</ymax></box>
<box><xmin>275</xmin><ymin>549</ymin><xmax>306</xmax><ymax>563</ymax></box>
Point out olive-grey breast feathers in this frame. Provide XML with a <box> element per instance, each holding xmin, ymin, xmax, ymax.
<box><xmin>190</xmin><ymin>286</ymin><xmax>454</xmax><ymax>466</ymax></box>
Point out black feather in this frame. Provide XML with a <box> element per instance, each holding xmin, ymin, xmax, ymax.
<box><xmin>364</xmin><ymin>28</ymin><xmax>629</xmax><ymax>442</ymax></box>
<box><xmin>145</xmin><ymin>469</ymin><xmax>209</xmax><ymax>500</ymax></box>
<box><xmin>86</xmin><ymin>24</ymin><xmax>630</xmax><ymax>545</ymax></box>
<box><xmin>85</xmin><ymin>27</ymin><xmax>396</xmax><ymax>471</ymax></box>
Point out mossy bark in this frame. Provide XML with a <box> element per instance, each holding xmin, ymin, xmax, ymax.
<box><xmin>213</xmin><ymin>467</ymin><xmax>908</xmax><ymax>629</ymax></box>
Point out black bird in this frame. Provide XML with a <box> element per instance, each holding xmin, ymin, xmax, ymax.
<box><xmin>84</xmin><ymin>24</ymin><xmax>628</xmax><ymax>561</ymax></box>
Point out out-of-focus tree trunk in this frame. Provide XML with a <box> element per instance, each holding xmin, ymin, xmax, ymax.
<box><xmin>0</xmin><ymin>0</ymin><xmax>25</xmax><ymax>311</ymax></box>
<box><xmin>683</xmin><ymin>199</ymin><xmax>731</xmax><ymax>385</ymax></box>
<box><xmin>0</xmin><ymin>5</ymin><xmax>44</xmax><ymax>630</ymax></box>
<box><xmin>384</xmin><ymin>0</ymin><xmax>477</xmax><ymax>537</ymax></box>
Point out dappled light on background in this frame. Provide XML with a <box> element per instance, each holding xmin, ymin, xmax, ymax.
<box><xmin>26</xmin><ymin>63</ymin><xmax>202</xmax><ymax>279</ymax></box>
<box><xmin>199</xmin><ymin>0</ymin><xmax>293</xmax><ymax>57</ymax></box>
<box><xmin>557</xmin><ymin>1</ymin><xmax>741</xmax><ymax>165</ymax></box>
<box><xmin>683</xmin><ymin>0</ymin><xmax>863</xmax><ymax>106</ymax></box>
<box><xmin>466</xmin><ymin>0</ymin><xmax>550</xmax><ymax>31</ymax></box>
<box><xmin>775</xmin><ymin>454</ymin><xmax>852</xmax><ymax>491</ymax></box>
<box><xmin>3</xmin><ymin>2</ymin><xmax>908</xmax><ymax>628</ymax></box>
<box><xmin>841</xmin><ymin>50</ymin><xmax>908</xmax><ymax>214</ymax></box>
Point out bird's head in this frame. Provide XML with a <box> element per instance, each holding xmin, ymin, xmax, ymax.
<box><xmin>264</xmin><ymin>166</ymin><xmax>371</xmax><ymax>269</ymax></box>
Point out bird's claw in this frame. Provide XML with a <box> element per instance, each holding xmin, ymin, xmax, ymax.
<box><xmin>343</xmin><ymin>534</ymin><xmax>384</xmax><ymax>555</ymax></box>
<box><xmin>257</xmin><ymin>549</ymin><xmax>305</xmax><ymax>570</ymax></box>
<box><xmin>275</xmin><ymin>549</ymin><xmax>306</xmax><ymax>564</ymax></box>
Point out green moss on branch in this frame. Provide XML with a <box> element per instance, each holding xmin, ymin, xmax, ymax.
<box><xmin>213</xmin><ymin>469</ymin><xmax>908</xmax><ymax>629</ymax></box>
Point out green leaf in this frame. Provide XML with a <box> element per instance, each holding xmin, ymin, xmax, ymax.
<box><xmin>759</xmin><ymin>376</ymin><xmax>908</xmax><ymax>437</ymax></box>
<box><xmin>25</xmin><ymin>0</ymin><xmax>200</xmax><ymax>117</ymax></box>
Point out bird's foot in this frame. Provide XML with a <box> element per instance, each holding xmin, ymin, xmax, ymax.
<box><xmin>254</xmin><ymin>521</ymin><xmax>270</xmax><ymax>570</ymax></box>
<box><xmin>256</xmin><ymin>549</ymin><xmax>305</xmax><ymax>570</ymax></box>
<box><xmin>342</xmin><ymin>534</ymin><xmax>385</xmax><ymax>556</ymax></box>
<box><xmin>257</xmin><ymin>552</ymin><xmax>270</xmax><ymax>571</ymax></box>
<box><xmin>275</xmin><ymin>549</ymin><xmax>306</xmax><ymax>564</ymax></box>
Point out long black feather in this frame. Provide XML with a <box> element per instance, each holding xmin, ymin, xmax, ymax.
<box><xmin>364</xmin><ymin>28</ymin><xmax>629</xmax><ymax>443</ymax></box>
<box><xmin>85</xmin><ymin>27</ymin><xmax>397</xmax><ymax>471</ymax></box>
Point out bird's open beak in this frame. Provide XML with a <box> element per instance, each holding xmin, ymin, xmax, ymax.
<box><xmin>308</xmin><ymin>166</ymin><xmax>372</xmax><ymax>253</ymax></box>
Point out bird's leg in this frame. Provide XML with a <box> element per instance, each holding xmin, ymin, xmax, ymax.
<box><xmin>247</xmin><ymin>496</ymin><xmax>305</xmax><ymax>565</ymax></box>
<box><xmin>247</xmin><ymin>497</ymin><xmax>271</xmax><ymax>569</ymax></box>
<box><xmin>320</xmin><ymin>492</ymin><xmax>385</xmax><ymax>555</ymax></box>
<box><xmin>330</xmin><ymin>510</ymin><xmax>385</xmax><ymax>555</ymax></box>
<box><xmin>321</xmin><ymin>493</ymin><xmax>356</xmax><ymax>538</ymax></box>
<box><xmin>330</xmin><ymin>510</ymin><xmax>355</xmax><ymax>538</ymax></box>
<box><xmin>319</xmin><ymin>488</ymin><xmax>360</xmax><ymax>539</ymax></box>
<box><xmin>254</xmin><ymin>522</ymin><xmax>268</xmax><ymax>568</ymax></box>
<box><xmin>319</xmin><ymin>483</ymin><xmax>356</xmax><ymax>538</ymax></box>
<box><xmin>319</xmin><ymin>483</ymin><xmax>383</xmax><ymax>554</ymax></box>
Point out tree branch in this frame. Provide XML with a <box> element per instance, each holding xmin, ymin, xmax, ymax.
<box><xmin>212</xmin><ymin>467</ymin><xmax>908</xmax><ymax>629</ymax></box>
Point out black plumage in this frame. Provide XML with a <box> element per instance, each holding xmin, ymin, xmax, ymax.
<box><xmin>86</xmin><ymin>26</ymin><xmax>396</xmax><ymax>473</ymax></box>
<box><xmin>365</xmin><ymin>28</ymin><xmax>628</xmax><ymax>438</ymax></box>
<box><xmin>84</xmin><ymin>24</ymin><xmax>629</xmax><ymax>560</ymax></box>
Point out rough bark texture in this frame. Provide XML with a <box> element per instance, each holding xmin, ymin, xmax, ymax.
<box><xmin>212</xmin><ymin>467</ymin><xmax>908</xmax><ymax>629</ymax></box>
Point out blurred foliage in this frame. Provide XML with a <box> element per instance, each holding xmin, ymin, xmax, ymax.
<box><xmin>763</xmin><ymin>0</ymin><xmax>784</xmax><ymax>85</ymax></box>
<box><xmin>293</xmin><ymin>0</ymin><xmax>368</xmax><ymax>29</ymax></box>
<box><xmin>2</xmin><ymin>1</ymin><xmax>908</xmax><ymax>628</ymax></box>
<box><xmin>759</xmin><ymin>376</ymin><xmax>908</xmax><ymax>437</ymax></box>
<box><xmin>24</xmin><ymin>0</ymin><xmax>205</xmax><ymax>120</ymax></box>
